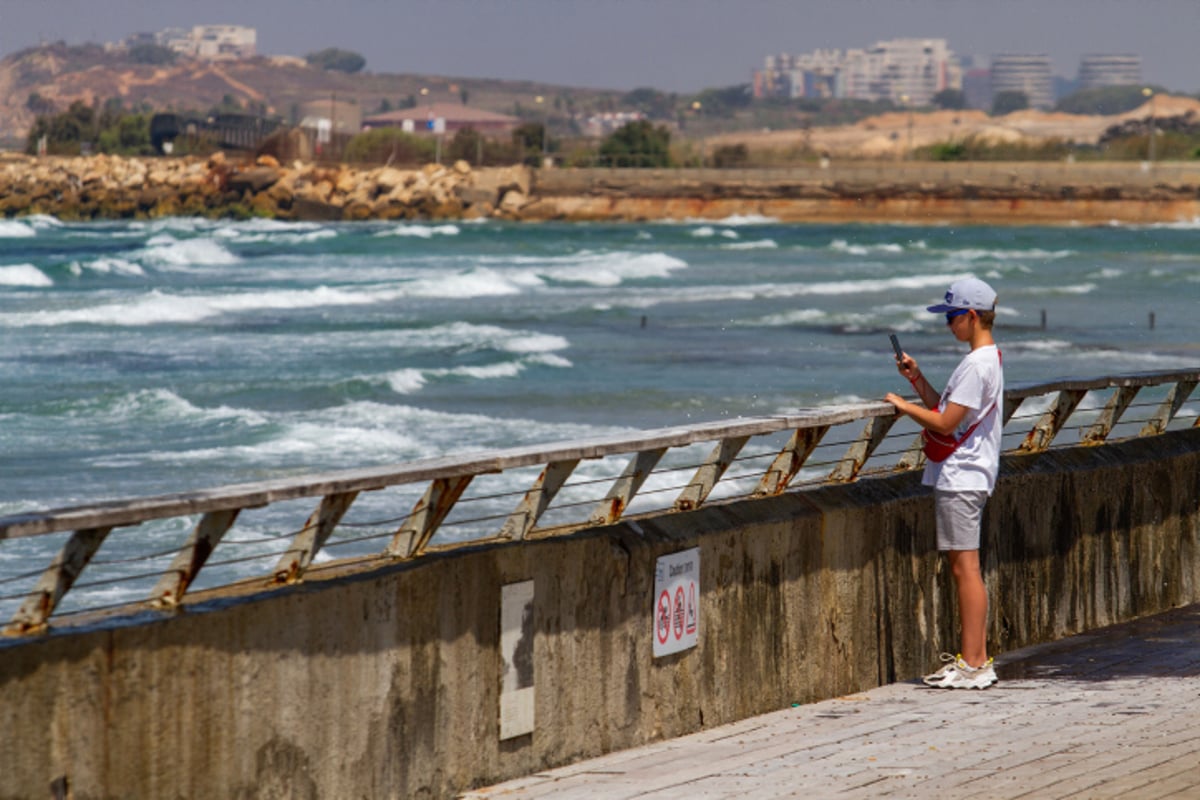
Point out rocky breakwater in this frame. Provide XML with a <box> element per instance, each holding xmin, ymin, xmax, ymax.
<box><xmin>0</xmin><ymin>152</ymin><xmax>533</xmax><ymax>221</ymax></box>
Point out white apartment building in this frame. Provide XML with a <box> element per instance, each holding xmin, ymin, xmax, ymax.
<box><xmin>990</xmin><ymin>53</ymin><xmax>1054</xmax><ymax>109</ymax></box>
<box><xmin>152</xmin><ymin>25</ymin><xmax>257</xmax><ymax>60</ymax></box>
<box><xmin>755</xmin><ymin>38</ymin><xmax>961</xmax><ymax>105</ymax></box>
<box><xmin>1077</xmin><ymin>54</ymin><xmax>1142</xmax><ymax>89</ymax></box>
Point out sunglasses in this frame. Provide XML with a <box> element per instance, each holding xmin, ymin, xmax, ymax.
<box><xmin>945</xmin><ymin>309</ymin><xmax>971</xmax><ymax>325</ymax></box>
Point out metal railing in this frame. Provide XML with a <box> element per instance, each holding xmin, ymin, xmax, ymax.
<box><xmin>1</xmin><ymin>368</ymin><xmax>1196</xmax><ymax>637</ymax></box>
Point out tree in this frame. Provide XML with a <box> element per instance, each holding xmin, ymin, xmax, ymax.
<box><xmin>621</xmin><ymin>87</ymin><xmax>674</xmax><ymax>119</ymax></box>
<box><xmin>598</xmin><ymin>120</ymin><xmax>671</xmax><ymax>167</ymax></box>
<box><xmin>25</xmin><ymin>92</ymin><xmax>55</xmax><ymax>115</ymax></box>
<box><xmin>932</xmin><ymin>89</ymin><xmax>967</xmax><ymax>110</ymax></box>
<box><xmin>305</xmin><ymin>48</ymin><xmax>366</xmax><ymax>74</ymax></box>
<box><xmin>128</xmin><ymin>43</ymin><xmax>177</xmax><ymax>65</ymax></box>
<box><xmin>512</xmin><ymin>122</ymin><xmax>546</xmax><ymax>166</ymax></box>
<box><xmin>992</xmin><ymin>90</ymin><xmax>1029</xmax><ymax>115</ymax></box>
<box><xmin>1056</xmin><ymin>85</ymin><xmax>1164</xmax><ymax>116</ymax></box>
<box><xmin>693</xmin><ymin>84</ymin><xmax>753</xmax><ymax>117</ymax></box>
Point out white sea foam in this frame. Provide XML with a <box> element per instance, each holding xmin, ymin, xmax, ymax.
<box><xmin>691</xmin><ymin>226</ymin><xmax>716</xmax><ymax>237</ymax></box>
<box><xmin>830</xmin><ymin>239</ymin><xmax>905</xmax><ymax>255</ymax></box>
<box><xmin>721</xmin><ymin>239</ymin><xmax>777</xmax><ymax>250</ymax></box>
<box><xmin>400</xmin><ymin>267</ymin><xmax>525</xmax><ymax>298</ymax></box>
<box><xmin>0</xmin><ymin>220</ymin><xmax>37</xmax><ymax>238</ymax></box>
<box><xmin>715</xmin><ymin>214</ymin><xmax>777</xmax><ymax>225</ymax></box>
<box><xmin>529</xmin><ymin>353</ymin><xmax>573</xmax><ymax>368</ymax></box>
<box><xmin>533</xmin><ymin>251</ymin><xmax>689</xmax><ymax>287</ymax></box>
<box><xmin>375</xmin><ymin>223</ymin><xmax>461</xmax><ymax>238</ymax></box>
<box><xmin>386</xmin><ymin>369</ymin><xmax>428</xmax><ymax>394</ymax></box>
<box><xmin>0</xmin><ymin>285</ymin><xmax>380</xmax><ymax>327</ymax></box>
<box><xmin>448</xmin><ymin>362</ymin><xmax>525</xmax><ymax>380</ymax></box>
<box><xmin>69</xmin><ymin>257</ymin><xmax>145</xmax><ymax>277</ymax></box>
<box><xmin>0</xmin><ymin>264</ymin><xmax>53</xmax><ymax>287</ymax></box>
<box><xmin>745</xmin><ymin>309</ymin><xmax>828</xmax><ymax>327</ymax></box>
<box><xmin>139</xmin><ymin>235</ymin><xmax>241</xmax><ymax>268</ymax></box>
<box><xmin>1026</xmin><ymin>282</ymin><xmax>1097</xmax><ymax>295</ymax></box>
<box><xmin>501</xmin><ymin>332</ymin><xmax>570</xmax><ymax>353</ymax></box>
<box><xmin>943</xmin><ymin>247</ymin><xmax>1076</xmax><ymax>262</ymax></box>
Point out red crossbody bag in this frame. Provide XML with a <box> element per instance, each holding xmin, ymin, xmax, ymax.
<box><xmin>921</xmin><ymin>350</ymin><xmax>1001</xmax><ymax>463</ymax></box>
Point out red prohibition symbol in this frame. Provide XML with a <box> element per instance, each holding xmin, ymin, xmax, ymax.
<box><xmin>673</xmin><ymin>586</ymin><xmax>686</xmax><ymax>640</ymax></box>
<box><xmin>656</xmin><ymin>590</ymin><xmax>671</xmax><ymax>644</ymax></box>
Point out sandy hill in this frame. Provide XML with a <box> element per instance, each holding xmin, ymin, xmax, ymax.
<box><xmin>709</xmin><ymin>97</ymin><xmax>1200</xmax><ymax>158</ymax></box>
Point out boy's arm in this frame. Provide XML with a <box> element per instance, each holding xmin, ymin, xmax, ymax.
<box><xmin>895</xmin><ymin>354</ymin><xmax>939</xmax><ymax>409</ymax></box>
<box><xmin>893</xmin><ymin>398</ymin><xmax>969</xmax><ymax>436</ymax></box>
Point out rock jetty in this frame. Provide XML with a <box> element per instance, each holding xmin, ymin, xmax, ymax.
<box><xmin>0</xmin><ymin>152</ymin><xmax>532</xmax><ymax>222</ymax></box>
<box><xmin>2</xmin><ymin>152</ymin><xmax>1200</xmax><ymax>226</ymax></box>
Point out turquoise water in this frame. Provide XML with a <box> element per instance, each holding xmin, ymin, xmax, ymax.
<box><xmin>0</xmin><ymin>214</ymin><xmax>1197</xmax><ymax>612</ymax></box>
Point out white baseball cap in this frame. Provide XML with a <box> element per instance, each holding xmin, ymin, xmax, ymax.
<box><xmin>926</xmin><ymin>277</ymin><xmax>997</xmax><ymax>313</ymax></box>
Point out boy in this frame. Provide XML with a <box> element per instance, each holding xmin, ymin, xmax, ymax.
<box><xmin>884</xmin><ymin>277</ymin><xmax>1003</xmax><ymax>690</ymax></box>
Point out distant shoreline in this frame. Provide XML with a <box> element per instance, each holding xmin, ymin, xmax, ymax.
<box><xmin>2</xmin><ymin>154</ymin><xmax>1199</xmax><ymax>226</ymax></box>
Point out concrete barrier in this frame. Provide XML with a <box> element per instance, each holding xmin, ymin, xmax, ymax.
<box><xmin>2</xmin><ymin>429</ymin><xmax>1198</xmax><ymax>798</ymax></box>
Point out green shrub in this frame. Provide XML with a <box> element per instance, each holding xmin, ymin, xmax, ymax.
<box><xmin>343</xmin><ymin>129</ymin><xmax>435</xmax><ymax>164</ymax></box>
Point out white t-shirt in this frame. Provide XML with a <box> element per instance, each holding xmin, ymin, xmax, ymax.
<box><xmin>922</xmin><ymin>344</ymin><xmax>1004</xmax><ymax>494</ymax></box>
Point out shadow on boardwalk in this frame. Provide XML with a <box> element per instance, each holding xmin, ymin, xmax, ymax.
<box><xmin>467</xmin><ymin>603</ymin><xmax>1200</xmax><ymax>800</ymax></box>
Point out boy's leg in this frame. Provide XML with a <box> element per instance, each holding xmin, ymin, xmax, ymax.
<box><xmin>947</xmin><ymin>548</ymin><xmax>988</xmax><ymax>667</ymax></box>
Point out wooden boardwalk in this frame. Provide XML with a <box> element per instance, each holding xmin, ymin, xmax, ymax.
<box><xmin>465</xmin><ymin>603</ymin><xmax>1200</xmax><ymax>799</ymax></box>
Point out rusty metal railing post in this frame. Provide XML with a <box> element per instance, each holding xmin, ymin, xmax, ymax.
<box><xmin>152</xmin><ymin>508</ymin><xmax>240</xmax><ymax>607</ymax></box>
<box><xmin>675</xmin><ymin>436</ymin><xmax>750</xmax><ymax>511</ymax></box>
<box><xmin>498</xmin><ymin>459</ymin><xmax>580</xmax><ymax>540</ymax></box>
<box><xmin>4</xmin><ymin>526</ymin><xmax>112</xmax><ymax>635</ymax></box>
<box><xmin>755</xmin><ymin>426</ymin><xmax>829</xmax><ymax>496</ymax></box>
<box><xmin>589</xmin><ymin>448</ymin><xmax>667</xmax><ymax>526</ymax></box>
<box><xmin>387</xmin><ymin>477</ymin><xmax>473</xmax><ymax>559</ymax></box>
<box><xmin>829</xmin><ymin>415</ymin><xmax>899</xmax><ymax>482</ymax></box>
<box><xmin>274</xmin><ymin>492</ymin><xmax>359</xmax><ymax>584</ymax></box>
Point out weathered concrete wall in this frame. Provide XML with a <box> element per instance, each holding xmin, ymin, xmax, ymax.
<box><xmin>2</xmin><ymin>430</ymin><xmax>1198</xmax><ymax>799</ymax></box>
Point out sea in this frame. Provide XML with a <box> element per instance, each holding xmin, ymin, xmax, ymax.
<box><xmin>1</xmin><ymin>214</ymin><xmax>1198</xmax><ymax>616</ymax></box>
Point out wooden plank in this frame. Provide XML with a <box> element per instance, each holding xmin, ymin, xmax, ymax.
<box><xmin>273</xmin><ymin>492</ymin><xmax>359</xmax><ymax>584</ymax></box>
<box><xmin>4</xmin><ymin>527</ymin><xmax>112</xmax><ymax>635</ymax></box>
<box><xmin>498</xmin><ymin>459</ymin><xmax>580</xmax><ymax>540</ymax></box>
<box><xmin>1005</xmin><ymin>368</ymin><xmax>1200</xmax><ymax>399</ymax></box>
<box><xmin>151</xmin><ymin>508</ymin><xmax>240</xmax><ymax>607</ymax></box>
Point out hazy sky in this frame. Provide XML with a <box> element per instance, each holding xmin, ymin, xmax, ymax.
<box><xmin>2</xmin><ymin>0</ymin><xmax>1197</xmax><ymax>93</ymax></box>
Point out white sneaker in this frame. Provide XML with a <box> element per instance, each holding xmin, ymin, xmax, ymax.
<box><xmin>922</xmin><ymin>653</ymin><xmax>960</xmax><ymax>686</ymax></box>
<box><xmin>924</xmin><ymin>654</ymin><xmax>997</xmax><ymax>690</ymax></box>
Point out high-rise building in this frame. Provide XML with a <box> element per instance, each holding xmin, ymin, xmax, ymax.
<box><xmin>754</xmin><ymin>38</ymin><xmax>961</xmax><ymax>105</ymax></box>
<box><xmin>990</xmin><ymin>54</ymin><xmax>1054</xmax><ymax>109</ymax></box>
<box><xmin>1077</xmin><ymin>54</ymin><xmax>1142</xmax><ymax>89</ymax></box>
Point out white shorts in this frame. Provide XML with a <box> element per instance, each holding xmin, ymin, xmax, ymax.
<box><xmin>934</xmin><ymin>489</ymin><xmax>989</xmax><ymax>551</ymax></box>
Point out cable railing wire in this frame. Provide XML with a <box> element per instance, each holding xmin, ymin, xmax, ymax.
<box><xmin>1</xmin><ymin>370</ymin><xmax>1195</xmax><ymax>632</ymax></box>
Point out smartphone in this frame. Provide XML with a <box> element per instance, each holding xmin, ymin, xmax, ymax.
<box><xmin>889</xmin><ymin>333</ymin><xmax>904</xmax><ymax>362</ymax></box>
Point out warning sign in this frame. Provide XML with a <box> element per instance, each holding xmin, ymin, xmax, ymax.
<box><xmin>653</xmin><ymin>547</ymin><xmax>700</xmax><ymax>657</ymax></box>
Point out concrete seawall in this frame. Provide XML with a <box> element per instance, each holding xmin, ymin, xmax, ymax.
<box><xmin>2</xmin><ymin>429</ymin><xmax>1198</xmax><ymax>798</ymax></box>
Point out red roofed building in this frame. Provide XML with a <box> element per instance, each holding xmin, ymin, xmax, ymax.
<box><xmin>361</xmin><ymin>103</ymin><xmax>520</xmax><ymax>136</ymax></box>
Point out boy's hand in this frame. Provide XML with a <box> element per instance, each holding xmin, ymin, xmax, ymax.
<box><xmin>895</xmin><ymin>353</ymin><xmax>920</xmax><ymax>382</ymax></box>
